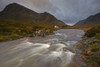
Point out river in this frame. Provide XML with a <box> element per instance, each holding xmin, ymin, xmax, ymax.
<box><xmin>0</xmin><ymin>29</ymin><xmax>87</xmax><ymax>67</ymax></box>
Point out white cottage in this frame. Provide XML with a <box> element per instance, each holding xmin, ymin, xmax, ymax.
<box><xmin>54</xmin><ymin>25</ymin><xmax>59</xmax><ymax>28</ymax></box>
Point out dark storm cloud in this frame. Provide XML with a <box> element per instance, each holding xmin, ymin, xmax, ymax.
<box><xmin>0</xmin><ymin>0</ymin><xmax>100</xmax><ymax>25</ymax></box>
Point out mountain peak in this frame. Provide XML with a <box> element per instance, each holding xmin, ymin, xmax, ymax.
<box><xmin>7</xmin><ymin>3</ymin><xmax>19</xmax><ymax>6</ymax></box>
<box><xmin>4</xmin><ymin>3</ymin><xmax>23</xmax><ymax>9</ymax></box>
<box><xmin>1</xmin><ymin>2</ymin><xmax>38</xmax><ymax>16</ymax></box>
<box><xmin>3</xmin><ymin>3</ymin><xmax>32</xmax><ymax>12</ymax></box>
<box><xmin>0</xmin><ymin>3</ymin><xmax>66</xmax><ymax>26</ymax></box>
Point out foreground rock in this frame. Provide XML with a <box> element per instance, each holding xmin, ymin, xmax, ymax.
<box><xmin>29</xmin><ymin>29</ymin><xmax>54</xmax><ymax>37</ymax></box>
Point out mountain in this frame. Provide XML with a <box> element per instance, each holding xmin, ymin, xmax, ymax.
<box><xmin>0</xmin><ymin>3</ymin><xmax>66</xmax><ymax>27</ymax></box>
<box><xmin>74</xmin><ymin>13</ymin><xmax>100</xmax><ymax>27</ymax></box>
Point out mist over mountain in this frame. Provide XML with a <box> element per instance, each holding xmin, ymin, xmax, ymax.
<box><xmin>0</xmin><ymin>3</ymin><xmax>66</xmax><ymax>26</ymax></box>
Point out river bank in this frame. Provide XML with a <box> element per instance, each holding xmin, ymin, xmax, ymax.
<box><xmin>0</xmin><ymin>29</ymin><xmax>54</xmax><ymax>42</ymax></box>
<box><xmin>0</xmin><ymin>20</ymin><xmax>62</xmax><ymax>42</ymax></box>
<box><xmin>76</xmin><ymin>26</ymin><xmax>100</xmax><ymax>67</ymax></box>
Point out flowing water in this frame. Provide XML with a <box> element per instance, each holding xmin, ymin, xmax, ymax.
<box><xmin>0</xmin><ymin>29</ymin><xmax>87</xmax><ymax>67</ymax></box>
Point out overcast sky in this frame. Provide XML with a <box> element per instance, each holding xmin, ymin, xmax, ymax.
<box><xmin>0</xmin><ymin>0</ymin><xmax>100</xmax><ymax>25</ymax></box>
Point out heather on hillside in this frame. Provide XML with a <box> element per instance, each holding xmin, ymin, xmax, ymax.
<box><xmin>0</xmin><ymin>20</ymin><xmax>56</xmax><ymax>41</ymax></box>
<box><xmin>77</xmin><ymin>26</ymin><xmax>100</xmax><ymax>67</ymax></box>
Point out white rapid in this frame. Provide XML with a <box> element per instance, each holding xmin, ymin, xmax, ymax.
<box><xmin>0</xmin><ymin>29</ymin><xmax>85</xmax><ymax>67</ymax></box>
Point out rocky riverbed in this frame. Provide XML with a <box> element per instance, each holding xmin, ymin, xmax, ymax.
<box><xmin>28</xmin><ymin>29</ymin><xmax>53</xmax><ymax>37</ymax></box>
<box><xmin>0</xmin><ymin>29</ymin><xmax>87</xmax><ymax>67</ymax></box>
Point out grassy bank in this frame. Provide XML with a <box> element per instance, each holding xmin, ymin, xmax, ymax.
<box><xmin>77</xmin><ymin>26</ymin><xmax>100</xmax><ymax>67</ymax></box>
<box><xmin>0</xmin><ymin>20</ymin><xmax>60</xmax><ymax>42</ymax></box>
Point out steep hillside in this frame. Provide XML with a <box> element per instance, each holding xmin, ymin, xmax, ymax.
<box><xmin>74</xmin><ymin>13</ymin><xmax>100</xmax><ymax>27</ymax></box>
<box><xmin>0</xmin><ymin>3</ymin><xmax>66</xmax><ymax>27</ymax></box>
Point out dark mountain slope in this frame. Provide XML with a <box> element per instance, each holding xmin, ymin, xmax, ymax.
<box><xmin>0</xmin><ymin>3</ymin><xmax>66</xmax><ymax>26</ymax></box>
<box><xmin>74</xmin><ymin>13</ymin><xmax>100</xmax><ymax>27</ymax></box>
